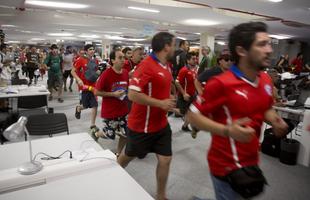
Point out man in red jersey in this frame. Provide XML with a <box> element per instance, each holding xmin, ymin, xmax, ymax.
<box><xmin>291</xmin><ymin>52</ymin><xmax>303</xmax><ymax>74</ymax></box>
<box><xmin>71</xmin><ymin>44</ymin><xmax>100</xmax><ymax>132</ymax></box>
<box><xmin>118</xmin><ymin>32</ymin><xmax>176</xmax><ymax>200</ymax></box>
<box><xmin>175</xmin><ymin>51</ymin><xmax>198</xmax><ymax>131</ymax></box>
<box><xmin>94</xmin><ymin>49</ymin><xmax>129</xmax><ymax>156</ymax></box>
<box><xmin>188</xmin><ymin>22</ymin><xmax>288</xmax><ymax>200</ymax></box>
<box><xmin>122</xmin><ymin>46</ymin><xmax>143</xmax><ymax>74</ymax></box>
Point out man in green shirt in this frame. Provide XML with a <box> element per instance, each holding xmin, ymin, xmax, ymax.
<box><xmin>43</xmin><ymin>44</ymin><xmax>64</xmax><ymax>103</ymax></box>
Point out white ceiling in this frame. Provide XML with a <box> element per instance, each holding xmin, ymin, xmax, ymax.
<box><xmin>0</xmin><ymin>0</ymin><xmax>310</xmax><ymax>45</ymax></box>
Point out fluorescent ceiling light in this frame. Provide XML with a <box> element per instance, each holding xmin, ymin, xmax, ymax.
<box><xmin>177</xmin><ymin>36</ymin><xmax>187</xmax><ymax>40</ymax></box>
<box><xmin>31</xmin><ymin>38</ymin><xmax>45</xmax><ymax>41</ymax></box>
<box><xmin>96</xmin><ymin>43</ymin><xmax>102</xmax><ymax>46</ymax></box>
<box><xmin>78</xmin><ymin>34</ymin><xmax>100</xmax><ymax>38</ymax></box>
<box><xmin>26</xmin><ymin>1</ymin><xmax>89</xmax><ymax>9</ymax></box>
<box><xmin>48</xmin><ymin>33</ymin><xmax>74</xmax><ymax>37</ymax></box>
<box><xmin>267</xmin><ymin>0</ymin><xmax>282</xmax><ymax>2</ymax></box>
<box><xmin>8</xmin><ymin>41</ymin><xmax>20</xmax><ymax>44</ymax></box>
<box><xmin>1</xmin><ymin>24</ymin><xmax>16</xmax><ymax>27</ymax></box>
<box><xmin>184</xmin><ymin>19</ymin><xmax>219</xmax><ymax>26</ymax></box>
<box><xmin>269</xmin><ymin>34</ymin><xmax>292</xmax><ymax>40</ymax></box>
<box><xmin>216</xmin><ymin>41</ymin><xmax>226</xmax><ymax>45</ymax></box>
<box><xmin>128</xmin><ymin>6</ymin><xmax>160</xmax><ymax>13</ymax></box>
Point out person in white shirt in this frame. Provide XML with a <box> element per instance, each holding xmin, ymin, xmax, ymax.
<box><xmin>62</xmin><ymin>46</ymin><xmax>74</xmax><ymax>92</ymax></box>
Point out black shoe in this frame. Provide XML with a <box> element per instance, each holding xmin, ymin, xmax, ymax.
<box><xmin>64</xmin><ymin>87</ymin><xmax>67</xmax><ymax>92</ymax></box>
<box><xmin>69</xmin><ymin>87</ymin><xmax>73</xmax><ymax>92</ymax></box>
<box><xmin>75</xmin><ymin>106</ymin><xmax>81</xmax><ymax>119</ymax></box>
<box><xmin>48</xmin><ymin>95</ymin><xmax>53</xmax><ymax>101</ymax></box>
<box><xmin>182</xmin><ymin>125</ymin><xmax>191</xmax><ymax>132</ymax></box>
<box><xmin>89</xmin><ymin>126</ymin><xmax>100</xmax><ymax>142</ymax></box>
<box><xmin>58</xmin><ymin>98</ymin><xmax>64</xmax><ymax>103</ymax></box>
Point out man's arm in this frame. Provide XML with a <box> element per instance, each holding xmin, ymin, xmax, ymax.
<box><xmin>128</xmin><ymin>89</ymin><xmax>175</xmax><ymax>111</ymax></box>
<box><xmin>264</xmin><ymin>108</ymin><xmax>288</xmax><ymax>137</ymax></box>
<box><xmin>95</xmin><ymin>89</ymin><xmax>124</xmax><ymax>98</ymax></box>
<box><xmin>187</xmin><ymin>110</ymin><xmax>255</xmax><ymax>143</ymax></box>
<box><xmin>71</xmin><ymin>65</ymin><xmax>83</xmax><ymax>86</ymax></box>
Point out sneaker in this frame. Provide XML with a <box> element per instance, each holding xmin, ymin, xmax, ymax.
<box><xmin>58</xmin><ymin>98</ymin><xmax>64</xmax><ymax>103</ymax></box>
<box><xmin>48</xmin><ymin>95</ymin><xmax>53</xmax><ymax>101</ymax></box>
<box><xmin>64</xmin><ymin>87</ymin><xmax>67</xmax><ymax>92</ymax></box>
<box><xmin>69</xmin><ymin>87</ymin><xmax>73</xmax><ymax>92</ymax></box>
<box><xmin>75</xmin><ymin>106</ymin><xmax>81</xmax><ymax>119</ymax></box>
<box><xmin>182</xmin><ymin>125</ymin><xmax>191</xmax><ymax>132</ymax></box>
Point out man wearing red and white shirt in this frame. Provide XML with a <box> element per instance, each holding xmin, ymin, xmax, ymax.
<box><xmin>122</xmin><ymin>46</ymin><xmax>143</xmax><ymax>75</ymax></box>
<box><xmin>118</xmin><ymin>32</ymin><xmax>176</xmax><ymax>200</ymax></box>
<box><xmin>94</xmin><ymin>50</ymin><xmax>129</xmax><ymax>156</ymax></box>
<box><xmin>175</xmin><ymin>51</ymin><xmax>197</xmax><ymax>131</ymax></box>
<box><xmin>188</xmin><ymin>22</ymin><xmax>288</xmax><ymax>200</ymax></box>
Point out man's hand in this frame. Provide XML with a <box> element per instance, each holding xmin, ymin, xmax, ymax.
<box><xmin>113</xmin><ymin>90</ymin><xmax>125</xmax><ymax>98</ymax></box>
<box><xmin>77</xmin><ymin>79</ymin><xmax>84</xmax><ymax>87</ymax></box>
<box><xmin>159</xmin><ymin>98</ymin><xmax>176</xmax><ymax>111</ymax></box>
<box><xmin>183</xmin><ymin>93</ymin><xmax>190</xmax><ymax>101</ymax></box>
<box><xmin>271</xmin><ymin>116</ymin><xmax>288</xmax><ymax>137</ymax></box>
<box><xmin>226</xmin><ymin>118</ymin><xmax>255</xmax><ymax>143</ymax></box>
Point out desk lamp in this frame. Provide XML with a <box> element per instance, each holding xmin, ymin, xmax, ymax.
<box><xmin>3</xmin><ymin>116</ymin><xmax>43</xmax><ymax>175</ymax></box>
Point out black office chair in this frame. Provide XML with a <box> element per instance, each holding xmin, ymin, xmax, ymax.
<box><xmin>25</xmin><ymin>113</ymin><xmax>69</xmax><ymax>138</ymax></box>
<box><xmin>11</xmin><ymin>79</ymin><xmax>28</xmax><ymax>85</ymax></box>
<box><xmin>17</xmin><ymin>95</ymin><xmax>50</xmax><ymax>117</ymax></box>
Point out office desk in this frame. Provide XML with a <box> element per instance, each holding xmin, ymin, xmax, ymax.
<box><xmin>0</xmin><ymin>133</ymin><xmax>154</xmax><ymax>200</ymax></box>
<box><xmin>274</xmin><ymin>106</ymin><xmax>310</xmax><ymax>167</ymax></box>
<box><xmin>0</xmin><ymin>85</ymin><xmax>50</xmax><ymax>99</ymax></box>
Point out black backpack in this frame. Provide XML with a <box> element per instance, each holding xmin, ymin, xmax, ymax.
<box><xmin>84</xmin><ymin>59</ymin><xmax>99</xmax><ymax>83</ymax></box>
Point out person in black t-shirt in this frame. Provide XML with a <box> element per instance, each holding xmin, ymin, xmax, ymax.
<box><xmin>26</xmin><ymin>46</ymin><xmax>40</xmax><ymax>85</ymax></box>
<box><xmin>195</xmin><ymin>54</ymin><xmax>232</xmax><ymax>96</ymax></box>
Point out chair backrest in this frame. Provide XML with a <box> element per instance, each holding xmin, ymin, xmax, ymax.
<box><xmin>18</xmin><ymin>95</ymin><xmax>48</xmax><ymax>109</ymax></box>
<box><xmin>11</xmin><ymin>79</ymin><xmax>28</xmax><ymax>85</ymax></box>
<box><xmin>26</xmin><ymin>113</ymin><xmax>69</xmax><ymax>136</ymax></box>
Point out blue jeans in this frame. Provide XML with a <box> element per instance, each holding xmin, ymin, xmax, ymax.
<box><xmin>211</xmin><ymin>174</ymin><xmax>242</xmax><ymax>200</ymax></box>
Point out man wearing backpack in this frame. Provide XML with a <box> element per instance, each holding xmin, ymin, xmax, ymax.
<box><xmin>43</xmin><ymin>44</ymin><xmax>64</xmax><ymax>103</ymax></box>
<box><xmin>71</xmin><ymin>44</ymin><xmax>100</xmax><ymax>132</ymax></box>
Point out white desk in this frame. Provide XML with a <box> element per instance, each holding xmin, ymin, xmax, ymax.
<box><xmin>0</xmin><ymin>85</ymin><xmax>50</xmax><ymax>99</ymax></box>
<box><xmin>0</xmin><ymin>133</ymin><xmax>154</xmax><ymax>200</ymax></box>
<box><xmin>273</xmin><ymin>106</ymin><xmax>310</xmax><ymax>167</ymax></box>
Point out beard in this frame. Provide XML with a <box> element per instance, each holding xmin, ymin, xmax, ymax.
<box><xmin>249</xmin><ymin>55</ymin><xmax>271</xmax><ymax>71</ymax></box>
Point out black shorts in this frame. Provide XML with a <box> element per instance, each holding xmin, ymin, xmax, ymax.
<box><xmin>63</xmin><ymin>70</ymin><xmax>73</xmax><ymax>79</ymax></box>
<box><xmin>125</xmin><ymin>124</ymin><xmax>172</xmax><ymax>158</ymax></box>
<box><xmin>177</xmin><ymin>95</ymin><xmax>196</xmax><ymax>115</ymax></box>
<box><xmin>81</xmin><ymin>91</ymin><xmax>98</xmax><ymax>108</ymax></box>
<box><xmin>47</xmin><ymin>73</ymin><xmax>63</xmax><ymax>89</ymax></box>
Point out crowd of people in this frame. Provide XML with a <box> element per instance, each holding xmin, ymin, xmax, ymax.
<box><xmin>1</xmin><ymin>21</ymin><xmax>310</xmax><ymax>200</ymax></box>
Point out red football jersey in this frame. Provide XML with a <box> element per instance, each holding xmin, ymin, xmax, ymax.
<box><xmin>176</xmin><ymin>66</ymin><xmax>197</xmax><ymax>97</ymax></box>
<box><xmin>128</xmin><ymin>55</ymin><xmax>172</xmax><ymax>133</ymax></box>
<box><xmin>123</xmin><ymin>59</ymin><xmax>138</xmax><ymax>73</ymax></box>
<box><xmin>96</xmin><ymin>67</ymin><xmax>129</xmax><ymax>119</ymax></box>
<box><xmin>190</xmin><ymin>65</ymin><xmax>274</xmax><ymax>176</ymax></box>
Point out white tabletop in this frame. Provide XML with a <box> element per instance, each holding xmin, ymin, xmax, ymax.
<box><xmin>0</xmin><ymin>133</ymin><xmax>154</xmax><ymax>200</ymax></box>
<box><xmin>0</xmin><ymin>85</ymin><xmax>50</xmax><ymax>98</ymax></box>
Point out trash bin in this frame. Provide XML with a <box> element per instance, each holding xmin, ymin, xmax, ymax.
<box><xmin>48</xmin><ymin>107</ymin><xmax>54</xmax><ymax>114</ymax></box>
<box><xmin>279</xmin><ymin>138</ymin><xmax>300</xmax><ymax>165</ymax></box>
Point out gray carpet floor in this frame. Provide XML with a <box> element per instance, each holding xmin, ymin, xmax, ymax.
<box><xmin>42</xmin><ymin>76</ymin><xmax>310</xmax><ymax>200</ymax></box>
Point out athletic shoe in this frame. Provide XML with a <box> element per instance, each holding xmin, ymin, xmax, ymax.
<box><xmin>75</xmin><ymin>106</ymin><xmax>81</xmax><ymax>119</ymax></box>
<box><xmin>58</xmin><ymin>98</ymin><xmax>64</xmax><ymax>103</ymax></box>
<box><xmin>69</xmin><ymin>87</ymin><xmax>73</xmax><ymax>92</ymax></box>
<box><xmin>89</xmin><ymin>126</ymin><xmax>99</xmax><ymax>142</ymax></box>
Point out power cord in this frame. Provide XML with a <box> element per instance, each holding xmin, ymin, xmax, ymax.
<box><xmin>33</xmin><ymin>150</ymin><xmax>73</xmax><ymax>161</ymax></box>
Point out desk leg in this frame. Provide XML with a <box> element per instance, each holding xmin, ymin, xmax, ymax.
<box><xmin>297</xmin><ymin>110</ymin><xmax>310</xmax><ymax>167</ymax></box>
